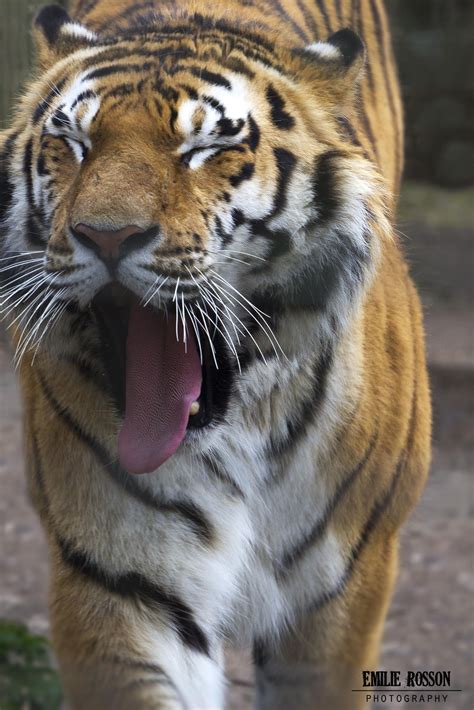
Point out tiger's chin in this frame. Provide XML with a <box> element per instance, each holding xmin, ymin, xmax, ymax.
<box><xmin>90</xmin><ymin>283</ymin><xmax>234</xmax><ymax>473</ymax></box>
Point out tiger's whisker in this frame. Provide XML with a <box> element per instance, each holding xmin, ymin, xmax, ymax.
<box><xmin>209</xmin><ymin>278</ymin><xmax>282</xmax><ymax>363</ymax></box>
<box><xmin>0</xmin><ymin>257</ymin><xmax>44</xmax><ymax>272</ymax></box>
<box><xmin>181</xmin><ymin>291</ymin><xmax>187</xmax><ymax>352</ymax></box>
<box><xmin>210</xmin><ymin>272</ymin><xmax>286</xmax><ymax>359</ymax></box>
<box><xmin>0</xmin><ymin>251</ymin><xmax>44</xmax><ymax>262</ymax></box>
<box><xmin>14</xmin><ymin>282</ymin><xmax>62</xmax><ymax>367</ymax></box>
<box><xmin>186</xmin><ymin>304</ymin><xmax>204</xmax><ymax>365</ymax></box>
<box><xmin>195</xmin><ymin>303</ymin><xmax>218</xmax><ymax>369</ymax></box>
<box><xmin>205</xmin><ymin>282</ymin><xmax>269</xmax><ymax>365</ymax></box>
<box><xmin>6</xmin><ymin>278</ymin><xmax>58</xmax><ymax>330</ymax></box>
<box><xmin>197</xmin><ymin>286</ymin><xmax>241</xmax><ymax>367</ymax></box>
<box><xmin>186</xmin><ymin>266</ymin><xmax>241</xmax><ymax>347</ymax></box>
<box><xmin>1</xmin><ymin>273</ymin><xmax>52</xmax><ymax>312</ymax></box>
<box><xmin>31</xmin><ymin>294</ymin><xmax>68</xmax><ymax>364</ymax></box>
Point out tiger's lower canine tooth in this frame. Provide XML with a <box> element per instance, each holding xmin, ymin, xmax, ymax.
<box><xmin>190</xmin><ymin>401</ymin><xmax>200</xmax><ymax>416</ymax></box>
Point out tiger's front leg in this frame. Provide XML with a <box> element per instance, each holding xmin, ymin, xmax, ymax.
<box><xmin>49</xmin><ymin>546</ymin><xmax>225</xmax><ymax>710</ymax></box>
<box><xmin>255</xmin><ymin>534</ymin><xmax>399</xmax><ymax>710</ymax></box>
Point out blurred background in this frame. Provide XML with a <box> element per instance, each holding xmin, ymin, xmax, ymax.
<box><xmin>0</xmin><ymin>1</ymin><xmax>473</xmax><ymax>708</ymax></box>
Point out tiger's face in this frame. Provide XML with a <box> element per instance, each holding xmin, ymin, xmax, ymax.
<box><xmin>1</xmin><ymin>6</ymin><xmax>380</xmax><ymax>473</ymax></box>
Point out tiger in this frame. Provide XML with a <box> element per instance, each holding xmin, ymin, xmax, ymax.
<box><xmin>0</xmin><ymin>0</ymin><xmax>431</xmax><ymax>708</ymax></box>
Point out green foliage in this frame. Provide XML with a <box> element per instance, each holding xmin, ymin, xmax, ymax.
<box><xmin>0</xmin><ymin>620</ymin><xmax>62</xmax><ymax>710</ymax></box>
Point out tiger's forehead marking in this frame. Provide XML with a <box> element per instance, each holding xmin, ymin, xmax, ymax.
<box><xmin>177</xmin><ymin>73</ymin><xmax>252</xmax><ymax>154</ymax></box>
<box><xmin>43</xmin><ymin>71</ymin><xmax>101</xmax><ymax>151</ymax></box>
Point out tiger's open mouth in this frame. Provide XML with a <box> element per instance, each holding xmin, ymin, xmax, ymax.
<box><xmin>92</xmin><ymin>284</ymin><xmax>233</xmax><ymax>474</ymax></box>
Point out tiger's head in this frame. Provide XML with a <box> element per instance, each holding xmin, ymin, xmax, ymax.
<box><xmin>0</xmin><ymin>5</ymin><xmax>388</xmax><ymax>473</ymax></box>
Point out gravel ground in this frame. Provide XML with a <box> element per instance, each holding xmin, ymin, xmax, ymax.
<box><xmin>1</xmin><ymin>214</ymin><xmax>473</xmax><ymax>709</ymax></box>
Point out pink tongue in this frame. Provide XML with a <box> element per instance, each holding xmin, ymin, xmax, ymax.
<box><xmin>118</xmin><ymin>304</ymin><xmax>202</xmax><ymax>474</ymax></box>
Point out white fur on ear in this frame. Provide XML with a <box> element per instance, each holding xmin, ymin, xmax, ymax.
<box><xmin>60</xmin><ymin>22</ymin><xmax>98</xmax><ymax>43</ymax></box>
<box><xmin>304</xmin><ymin>42</ymin><xmax>341</xmax><ymax>61</ymax></box>
<box><xmin>302</xmin><ymin>29</ymin><xmax>365</xmax><ymax>69</ymax></box>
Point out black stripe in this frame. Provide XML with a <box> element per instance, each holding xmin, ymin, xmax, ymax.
<box><xmin>169</xmin><ymin>107</ymin><xmax>178</xmax><ymax>132</ymax></box>
<box><xmin>203</xmin><ymin>95</ymin><xmax>225</xmax><ymax>114</ymax></box>
<box><xmin>33</xmin><ymin>80</ymin><xmax>67</xmax><ymax>124</ymax></box>
<box><xmin>190</xmin><ymin>68</ymin><xmax>232</xmax><ymax>90</ymax></box>
<box><xmin>245</xmin><ymin>115</ymin><xmax>260</xmax><ymax>151</ymax></box>
<box><xmin>154</xmin><ymin>77</ymin><xmax>179</xmax><ymax>102</ymax></box>
<box><xmin>231</xmin><ymin>208</ymin><xmax>246</xmax><ymax>228</ymax></box>
<box><xmin>315</xmin><ymin>0</ymin><xmax>333</xmax><ymax>34</ymax></box>
<box><xmin>26</xmin><ymin>215</ymin><xmax>47</xmax><ymax>249</ymax></box>
<box><xmin>61</xmin><ymin>354</ymin><xmax>109</xmax><ymax>394</ymax></box>
<box><xmin>171</xmin><ymin>501</ymin><xmax>214</xmax><ymax>543</ymax></box>
<box><xmin>334</xmin><ymin>0</ymin><xmax>343</xmax><ymax>26</ymax></box>
<box><xmin>266</xmin><ymin>84</ymin><xmax>295</xmax><ymax>130</ymax></box>
<box><xmin>356</xmin><ymin>93</ymin><xmax>380</xmax><ymax>164</ymax></box>
<box><xmin>214</xmin><ymin>215</ymin><xmax>231</xmax><ymax>246</ymax></box>
<box><xmin>276</xmin><ymin>435</ymin><xmax>378</xmax><ymax>574</ymax></box>
<box><xmin>31</xmin><ymin>431</ymin><xmax>50</xmax><ymax>512</ymax></box>
<box><xmin>229</xmin><ymin>162</ymin><xmax>255</xmax><ymax>187</ymax></box>
<box><xmin>202</xmin><ymin>454</ymin><xmax>245</xmax><ymax>499</ymax></box>
<box><xmin>336</xmin><ymin>116</ymin><xmax>361</xmax><ymax>147</ymax></box>
<box><xmin>85</xmin><ymin>63</ymin><xmax>153</xmax><ymax>80</ymax></box>
<box><xmin>37</xmin><ymin>371</ymin><xmax>214</xmax><ymax>543</ymax></box>
<box><xmin>270</xmin><ymin>0</ymin><xmax>310</xmax><ymax>43</ymax></box>
<box><xmin>268</xmin><ymin>348</ymin><xmax>333</xmax><ymax>457</ymax></box>
<box><xmin>224</xmin><ymin>44</ymin><xmax>281</xmax><ymax>72</ymax></box>
<box><xmin>359</xmin><ymin>0</ymin><xmax>378</xmax><ymax>95</ymax></box>
<box><xmin>364</xmin><ymin>54</ymin><xmax>376</xmax><ymax>95</ymax></box>
<box><xmin>100</xmin><ymin>84</ymin><xmax>135</xmax><ymax>101</ymax></box>
<box><xmin>57</xmin><ymin>536</ymin><xmax>210</xmax><ymax>655</ymax></box>
<box><xmin>224</xmin><ymin>57</ymin><xmax>256</xmax><ymax>79</ymax></box>
<box><xmin>70</xmin><ymin>89</ymin><xmax>96</xmax><ymax>110</ymax></box>
<box><xmin>179</xmin><ymin>84</ymin><xmax>199</xmax><ymax>100</ymax></box>
<box><xmin>311</xmin><ymin>149</ymin><xmax>343</xmax><ymax>225</ymax></box>
<box><xmin>295</xmin><ymin>0</ymin><xmax>320</xmax><ymax>41</ymax></box>
<box><xmin>36</xmin><ymin>148</ymin><xmax>48</xmax><ymax>177</ymax></box>
<box><xmin>51</xmin><ymin>109</ymin><xmax>72</xmax><ymax>130</ymax></box>
<box><xmin>75</xmin><ymin>0</ymin><xmax>100</xmax><ymax>21</ymax></box>
<box><xmin>269</xmin><ymin>147</ymin><xmax>297</xmax><ymax>219</ymax></box>
<box><xmin>216</xmin><ymin>117</ymin><xmax>245</xmax><ymax>138</ymax></box>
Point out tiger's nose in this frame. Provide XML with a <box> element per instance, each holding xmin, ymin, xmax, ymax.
<box><xmin>72</xmin><ymin>223</ymin><xmax>157</xmax><ymax>260</ymax></box>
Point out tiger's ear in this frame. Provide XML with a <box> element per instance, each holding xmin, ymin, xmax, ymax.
<box><xmin>33</xmin><ymin>5</ymin><xmax>99</xmax><ymax>70</ymax></box>
<box><xmin>294</xmin><ymin>29</ymin><xmax>365</xmax><ymax>107</ymax></box>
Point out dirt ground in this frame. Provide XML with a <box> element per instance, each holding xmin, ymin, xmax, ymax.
<box><xmin>1</xmin><ymin>194</ymin><xmax>473</xmax><ymax>709</ymax></box>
